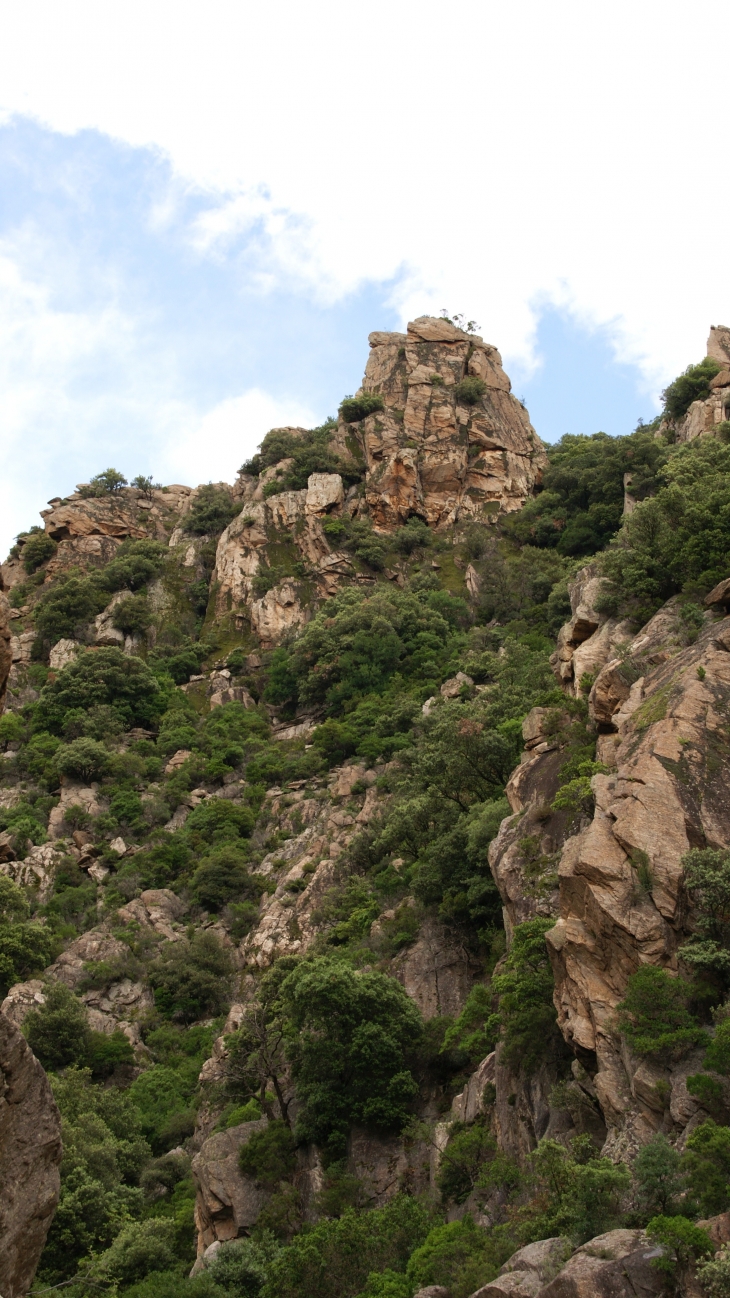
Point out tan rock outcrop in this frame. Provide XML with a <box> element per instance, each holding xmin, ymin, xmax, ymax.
<box><xmin>549</xmin><ymin>565</ymin><xmax>633</xmax><ymax>696</ymax></box>
<box><xmin>545</xmin><ymin>610</ymin><xmax>730</xmax><ymax>1155</ymax></box>
<box><xmin>0</xmin><ymin>1013</ymin><xmax>62</xmax><ymax>1298</ymax></box>
<box><xmin>355</xmin><ymin>318</ymin><xmax>545</xmax><ymax>530</ymax></box>
<box><xmin>0</xmin><ymin>589</ymin><xmax>11</xmax><ymax>714</ymax></box>
<box><xmin>192</xmin><ymin>1119</ymin><xmax>270</xmax><ymax>1251</ymax></box>
<box><xmin>391</xmin><ymin>916</ymin><xmax>479</xmax><ymax>1019</ymax></box>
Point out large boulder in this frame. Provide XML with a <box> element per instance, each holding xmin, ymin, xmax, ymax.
<box><xmin>0</xmin><ymin>1013</ymin><xmax>62</xmax><ymax>1298</ymax></box>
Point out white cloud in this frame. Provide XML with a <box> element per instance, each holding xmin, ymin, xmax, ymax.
<box><xmin>2</xmin><ymin>0</ymin><xmax>727</xmax><ymax>394</ymax></box>
<box><xmin>159</xmin><ymin>391</ymin><xmax>318</xmax><ymax>486</ymax></box>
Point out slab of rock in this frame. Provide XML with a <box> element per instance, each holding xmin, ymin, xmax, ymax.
<box><xmin>392</xmin><ymin>915</ymin><xmax>478</xmax><ymax>1019</ymax></box>
<box><xmin>0</xmin><ymin>842</ymin><xmax>63</xmax><ymax>903</ymax></box>
<box><xmin>0</xmin><ymin>1012</ymin><xmax>62</xmax><ymax>1298</ymax></box>
<box><xmin>47</xmin><ymin>778</ymin><xmax>102</xmax><ymax>838</ymax></box>
<box><xmin>48</xmin><ymin>638</ymin><xmax>82</xmax><ymax>670</ymax></box>
<box><xmin>192</xmin><ymin>1119</ymin><xmax>270</xmax><ymax>1252</ymax></box>
<box><xmin>473</xmin><ymin>1237</ymin><xmax>572</xmax><ymax>1297</ymax></box>
<box><xmin>537</xmin><ymin>1229</ymin><xmax>662</xmax><ymax>1298</ymax></box>
<box><xmin>452</xmin><ymin>1053</ymin><xmax>496</xmax><ymax>1124</ymax></box>
<box><xmin>117</xmin><ymin>888</ymin><xmax>188</xmax><ymax>939</ymax></box>
<box><xmin>0</xmin><ymin>590</ymin><xmax>13</xmax><ymax>713</ymax></box>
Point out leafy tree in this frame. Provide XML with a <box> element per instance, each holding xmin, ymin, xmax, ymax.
<box><xmin>239</xmin><ymin>1120</ymin><xmax>296</xmax><ymax>1188</ymax></box>
<box><xmin>184</xmin><ymin>798</ymin><xmax>255</xmax><ymax>847</ymax></box>
<box><xmin>615</xmin><ymin>965</ymin><xmax>708</xmax><ymax>1059</ymax></box>
<box><xmin>505</xmin><ymin>428</ymin><xmax>668</xmax><ymax>557</ymax></box>
<box><xmin>33</xmin><ymin>574</ymin><xmax>108</xmax><ymax>645</ymax></box>
<box><xmin>208</xmin><ymin>1233</ymin><xmax>282</xmax><ymax>1298</ymax></box>
<box><xmin>263</xmin><ymin>1195</ymin><xmax>431</xmax><ymax>1298</ymax></box>
<box><xmin>21</xmin><ymin>527</ymin><xmax>57</xmax><ymax>573</ymax></box>
<box><xmin>280</xmin><ymin>958</ymin><xmax>423</xmax><ymax>1159</ymax></box>
<box><xmin>55</xmin><ymin>737</ymin><xmax>110</xmax><ymax>781</ymax></box>
<box><xmin>0</xmin><ymin>876</ymin><xmax>55</xmax><ymax>996</ymax></box>
<box><xmin>646</xmin><ymin>1215</ymin><xmax>713</xmax><ymax>1286</ymax></box>
<box><xmin>24</xmin><ymin>981</ymin><xmax>92</xmax><ymax>1070</ymax></box>
<box><xmin>682</xmin><ymin>848</ymin><xmax>730</xmax><ymax>986</ymax></box>
<box><xmin>149</xmin><ymin>931</ymin><xmax>234</xmax><ymax>1022</ymax></box>
<box><xmin>662</xmin><ymin>357</ymin><xmax>721</xmax><ymax>420</ymax></box>
<box><xmin>91</xmin><ymin>1219</ymin><xmax>178</xmax><ymax>1286</ymax></box>
<box><xmin>454</xmin><ymin>376</ymin><xmax>487</xmax><ymax>405</ymax></box>
<box><xmin>101</xmin><ymin>539</ymin><xmax>167</xmax><ymax>593</ymax></box>
<box><xmin>35</xmin><ymin>646</ymin><xmax>170</xmax><ymax>733</ymax></box>
<box><xmin>189</xmin><ymin>845</ymin><xmax>255</xmax><ymax>911</ymax></box>
<box><xmin>186</xmin><ymin>485</ymin><xmax>240</xmax><ymax>536</ymax></box>
<box><xmin>405</xmin><ymin>1216</ymin><xmax>506</xmax><ymax>1297</ymax></box>
<box><xmin>492</xmin><ymin>918</ymin><xmax>564</xmax><ymax>1074</ymax></box>
<box><xmin>634</xmin><ymin>1132</ymin><xmax>683</xmax><ymax>1216</ymax></box>
<box><xmin>682</xmin><ymin>1120</ymin><xmax>730</xmax><ymax>1216</ymax></box>
<box><xmin>132</xmin><ymin>474</ymin><xmax>162</xmax><ymax>498</ymax></box>
<box><xmin>527</xmin><ymin>1135</ymin><xmax>630</xmax><ymax>1243</ymax></box>
<box><xmin>339</xmin><ymin>393</ymin><xmax>385</xmax><ymax>422</ymax></box>
<box><xmin>113</xmin><ymin>593</ymin><xmax>153</xmax><ymax>635</ymax></box>
<box><xmin>81</xmin><ymin>467</ymin><xmax>129</xmax><ymax>495</ymax></box>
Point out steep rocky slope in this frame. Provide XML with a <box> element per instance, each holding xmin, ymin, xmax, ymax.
<box><xmin>4</xmin><ymin>323</ymin><xmax>730</xmax><ymax>1298</ymax></box>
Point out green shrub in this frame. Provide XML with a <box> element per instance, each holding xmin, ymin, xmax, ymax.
<box><xmin>92</xmin><ymin>1218</ymin><xmax>178</xmax><ymax>1286</ymax></box>
<box><xmin>208</xmin><ymin>1233</ymin><xmax>282</xmax><ymax>1297</ymax></box>
<box><xmin>239</xmin><ymin>1120</ymin><xmax>296</xmax><ymax>1188</ymax></box>
<box><xmin>615</xmin><ymin>965</ymin><xmax>708</xmax><ymax>1059</ymax></box>
<box><xmin>35</xmin><ymin>646</ymin><xmax>169</xmax><ymax>733</ymax></box>
<box><xmin>264</xmin><ymin>1195</ymin><xmax>431</xmax><ymax>1298</ymax></box>
<box><xmin>186</xmin><ymin>485</ymin><xmax>240</xmax><ymax>536</ymax></box>
<box><xmin>280</xmin><ymin>958</ymin><xmax>423</xmax><ymax>1159</ymax></box>
<box><xmin>393</xmin><ymin>518</ymin><xmax>431</xmax><ymax>555</ymax></box>
<box><xmin>80</xmin><ymin>468</ymin><xmax>128</xmax><ymax>495</ymax></box>
<box><xmin>681</xmin><ymin>848</ymin><xmax>730</xmax><ymax>985</ymax></box>
<box><xmin>454</xmin><ymin>376</ymin><xmax>487</xmax><ymax>405</ymax></box>
<box><xmin>662</xmin><ymin>357</ymin><xmax>721</xmax><ymax>420</ymax></box>
<box><xmin>646</xmin><ymin>1214</ymin><xmax>713</xmax><ymax>1282</ymax></box>
<box><xmin>112</xmin><ymin>593</ymin><xmax>153</xmax><ymax>635</ymax></box>
<box><xmin>149</xmin><ymin>931</ymin><xmax>234</xmax><ymax>1022</ymax></box>
<box><xmin>491</xmin><ymin>917</ymin><xmax>563</xmax><ymax>1074</ymax></box>
<box><xmin>184</xmin><ymin>798</ymin><xmax>255</xmax><ymax>846</ymax></box>
<box><xmin>634</xmin><ymin>1132</ymin><xmax>683</xmax><ymax>1215</ymax></box>
<box><xmin>33</xmin><ymin>574</ymin><xmax>109</xmax><ymax>645</ymax></box>
<box><xmin>55</xmin><ymin>737</ymin><xmax>110</xmax><ymax>781</ymax></box>
<box><xmin>339</xmin><ymin>393</ymin><xmax>385</xmax><ymax>423</ymax></box>
<box><xmin>682</xmin><ymin>1120</ymin><xmax>730</xmax><ymax>1215</ymax></box>
<box><xmin>0</xmin><ymin>877</ymin><xmax>55</xmax><ymax>996</ymax></box>
<box><xmin>697</xmin><ymin>1244</ymin><xmax>730</xmax><ymax>1298</ymax></box>
<box><xmin>21</xmin><ymin>527</ymin><xmax>57</xmax><ymax>573</ymax></box>
<box><xmin>189</xmin><ymin>845</ymin><xmax>254</xmax><ymax>911</ymax></box>
<box><xmin>24</xmin><ymin>982</ymin><xmax>92</xmax><ymax>1071</ymax></box>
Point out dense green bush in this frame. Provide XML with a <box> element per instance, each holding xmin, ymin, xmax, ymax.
<box><xmin>616</xmin><ymin>965</ymin><xmax>708</xmax><ymax>1059</ymax></box>
<box><xmin>113</xmin><ymin>593</ymin><xmax>154</xmax><ymax>635</ymax></box>
<box><xmin>239</xmin><ymin>1120</ymin><xmax>296</xmax><ymax>1188</ymax></box>
<box><xmin>339</xmin><ymin>393</ymin><xmax>385</xmax><ymax>423</ymax></box>
<box><xmin>189</xmin><ymin>845</ymin><xmax>255</xmax><ymax>911</ymax></box>
<box><xmin>24</xmin><ymin>981</ymin><xmax>92</xmax><ymax>1070</ymax></box>
<box><xmin>662</xmin><ymin>357</ymin><xmax>721</xmax><ymax>420</ymax></box>
<box><xmin>505</xmin><ymin>428</ymin><xmax>668</xmax><ymax>557</ymax></box>
<box><xmin>491</xmin><ymin>918</ymin><xmax>564</xmax><ymax>1073</ymax></box>
<box><xmin>186</xmin><ymin>486</ymin><xmax>240</xmax><ymax>536</ymax></box>
<box><xmin>80</xmin><ymin>467</ymin><xmax>128</xmax><ymax>495</ymax></box>
<box><xmin>101</xmin><ymin>539</ymin><xmax>167</xmax><ymax>593</ymax></box>
<box><xmin>21</xmin><ymin>526</ymin><xmax>57</xmax><ymax>573</ymax></box>
<box><xmin>0</xmin><ymin>877</ymin><xmax>55</xmax><ymax>996</ymax></box>
<box><xmin>149</xmin><ymin>932</ymin><xmax>234</xmax><ymax>1022</ymax></box>
<box><xmin>33</xmin><ymin>573</ymin><xmax>109</xmax><ymax>645</ymax></box>
<box><xmin>55</xmin><ymin>736</ymin><xmax>110</xmax><ymax>781</ymax></box>
<box><xmin>35</xmin><ymin>646</ymin><xmax>170</xmax><ymax>733</ymax></box>
<box><xmin>682</xmin><ymin>848</ymin><xmax>730</xmax><ymax>987</ymax></box>
<box><xmin>454</xmin><ymin>376</ymin><xmax>487</xmax><ymax>405</ymax></box>
<box><xmin>280</xmin><ymin>958</ymin><xmax>423</xmax><ymax>1159</ymax></box>
<box><xmin>264</xmin><ymin>1195</ymin><xmax>431</xmax><ymax>1298</ymax></box>
<box><xmin>184</xmin><ymin>799</ymin><xmax>255</xmax><ymax>847</ymax></box>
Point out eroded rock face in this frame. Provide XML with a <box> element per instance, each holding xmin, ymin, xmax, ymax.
<box><xmin>550</xmin><ymin>565</ymin><xmax>633</xmax><ymax>697</ymax></box>
<box><xmin>191</xmin><ymin>1119</ymin><xmax>270</xmax><ymax>1251</ymax></box>
<box><xmin>0</xmin><ymin>589</ymin><xmax>11</xmax><ymax>714</ymax></box>
<box><xmin>0</xmin><ymin>1013</ymin><xmax>62</xmax><ymax>1298</ymax></box>
<box><xmin>546</xmin><ymin>610</ymin><xmax>730</xmax><ymax>1157</ymax></box>
<box><xmin>356</xmin><ymin>317</ymin><xmax>545</xmax><ymax>529</ymax></box>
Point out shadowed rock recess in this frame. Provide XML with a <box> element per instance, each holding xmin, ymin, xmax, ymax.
<box><xmin>5</xmin><ymin>318</ymin><xmax>730</xmax><ymax>1297</ymax></box>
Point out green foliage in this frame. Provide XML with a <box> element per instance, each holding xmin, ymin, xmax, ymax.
<box><xmin>436</xmin><ymin>1120</ymin><xmax>501</xmax><ymax>1205</ymax></box>
<box><xmin>662</xmin><ymin>357</ymin><xmax>721</xmax><ymax>420</ymax></box>
<box><xmin>101</xmin><ymin>539</ymin><xmax>167</xmax><ymax>593</ymax></box>
<box><xmin>149</xmin><ymin>931</ymin><xmax>234</xmax><ymax>1022</ymax></box>
<box><xmin>33</xmin><ymin>573</ymin><xmax>109</xmax><ymax>645</ymax></box>
<box><xmin>189</xmin><ymin>845</ymin><xmax>256</xmax><ymax>912</ymax></box>
<box><xmin>682</xmin><ymin>1120</ymin><xmax>730</xmax><ymax>1216</ymax></box>
<box><xmin>35</xmin><ymin>646</ymin><xmax>169</xmax><ymax>733</ymax></box>
<box><xmin>24</xmin><ymin>981</ymin><xmax>92</xmax><ymax>1070</ymax></box>
<box><xmin>280</xmin><ymin>958</ymin><xmax>423</xmax><ymax>1159</ymax></box>
<box><xmin>113</xmin><ymin>593</ymin><xmax>154</xmax><ymax>635</ymax></box>
<box><xmin>405</xmin><ymin>1216</ymin><xmax>512</xmax><ymax>1298</ymax></box>
<box><xmin>393</xmin><ymin>517</ymin><xmax>432</xmax><ymax>555</ymax></box>
<box><xmin>634</xmin><ymin>1133</ymin><xmax>683</xmax><ymax>1215</ymax></box>
<box><xmin>91</xmin><ymin>1218</ymin><xmax>179</xmax><ymax>1286</ymax></box>
<box><xmin>21</xmin><ymin>527</ymin><xmax>57</xmax><ymax>573</ymax></box>
<box><xmin>697</xmin><ymin>1244</ymin><xmax>730</xmax><ymax>1297</ymax></box>
<box><xmin>646</xmin><ymin>1214</ymin><xmax>713</xmax><ymax>1280</ymax></box>
<box><xmin>239</xmin><ymin>1119</ymin><xmax>296</xmax><ymax>1188</ymax></box>
<box><xmin>79</xmin><ymin>467</ymin><xmax>128</xmax><ymax>496</ymax></box>
<box><xmin>0</xmin><ymin>876</ymin><xmax>55</xmax><ymax>996</ymax></box>
<box><xmin>263</xmin><ymin>1195</ymin><xmax>431</xmax><ymax>1298</ymax></box>
<box><xmin>339</xmin><ymin>393</ymin><xmax>385</xmax><ymax>422</ymax></box>
<box><xmin>527</xmin><ymin>1136</ymin><xmax>630</xmax><ymax>1243</ymax></box>
<box><xmin>601</xmin><ymin>438</ymin><xmax>730</xmax><ymax>621</ymax></box>
<box><xmin>492</xmin><ymin>918</ymin><xmax>563</xmax><ymax>1074</ymax></box>
<box><xmin>263</xmin><ymin>647</ymin><xmax>299</xmax><ymax>707</ymax></box>
<box><xmin>184</xmin><ymin>798</ymin><xmax>255</xmax><ymax>847</ymax></box>
<box><xmin>682</xmin><ymin>848</ymin><xmax>730</xmax><ymax>985</ymax></box>
<box><xmin>208</xmin><ymin>1233</ymin><xmax>282</xmax><ymax>1298</ymax></box>
<box><xmin>505</xmin><ymin>429</ymin><xmax>668</xmax><ymax>557</ymax></box>
<box><xmin>186</xmin><ymin>485</ymin><xmax>240</xmax><ymax>535</ymax></box>
<box><xmin>55</xmin><ymin>736</ymin><xmax>110</xmax><ymax>781</ymax></box>
<box><xmin>454</xmin><ymin>376</ymin><xmax>487</xmax><ymax>405</ymax></box>
<box><xmin>616</xmin><ymin>965</ymin><xmax>708</xmax><ymax>1059</ymax></box>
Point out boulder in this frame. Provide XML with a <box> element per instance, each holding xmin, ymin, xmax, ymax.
<box><xmin>48</xmin><ymin>638</ymin><xmax>82</xmax><ymax>670</ymax></box>
<box><xmin>192</xmin><ymin>1119</ymin><xmax>270</xmax><ymax>1252</ymax></box>
<box><xmin>472</xmin><ymin>1237</ymin><xmax>572</xmax><ymax>1297</ymax></box>
<box><xmin>0</xmin><ymin>1012</ymin><xmax>62</xmax><ymax>1298</ymax></box>
<box><xmin>536</xmin><ymin>1230</ymin><xmax>661</xmax><ymax>1298</ymax></box>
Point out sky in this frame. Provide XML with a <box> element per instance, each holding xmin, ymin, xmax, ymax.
<box><xmin>1</xmin><ymin>0</ymin><xmax>730</xmax><ymax>555</ymax></box>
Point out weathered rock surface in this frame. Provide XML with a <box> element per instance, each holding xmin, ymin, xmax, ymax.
<box><xmin>0</xmin><ymin>1013</ymin><xmax>62</xmax><ymax>1298</ymax></box>
<box><xmin>473</xmin><ymin>1237</ymin><xmax>571</xmax><ymax>1297</ymax></box>
<box><xmin>391</xmin><ymin>915</ymin><xmax>479</xmax><ymax>1019</ymax></box>
<box><xmin>192</xmin><ymin>1119</ymin><xmax>270</xmax><ymax>1251</ymax></box>
<box><xmin>357</xmin><ymin>317</ymin><xmax>545</xmax><ymax>529</ymax></box>
<box><xmin>550</xmin><ymin>565</ymin><xmax>633</xmax><ymax>697</ymax></box>
<box><xmin>0</xmin><ymin>588</ymin><xmax>11</xmax><ymax>714</ymax></box>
